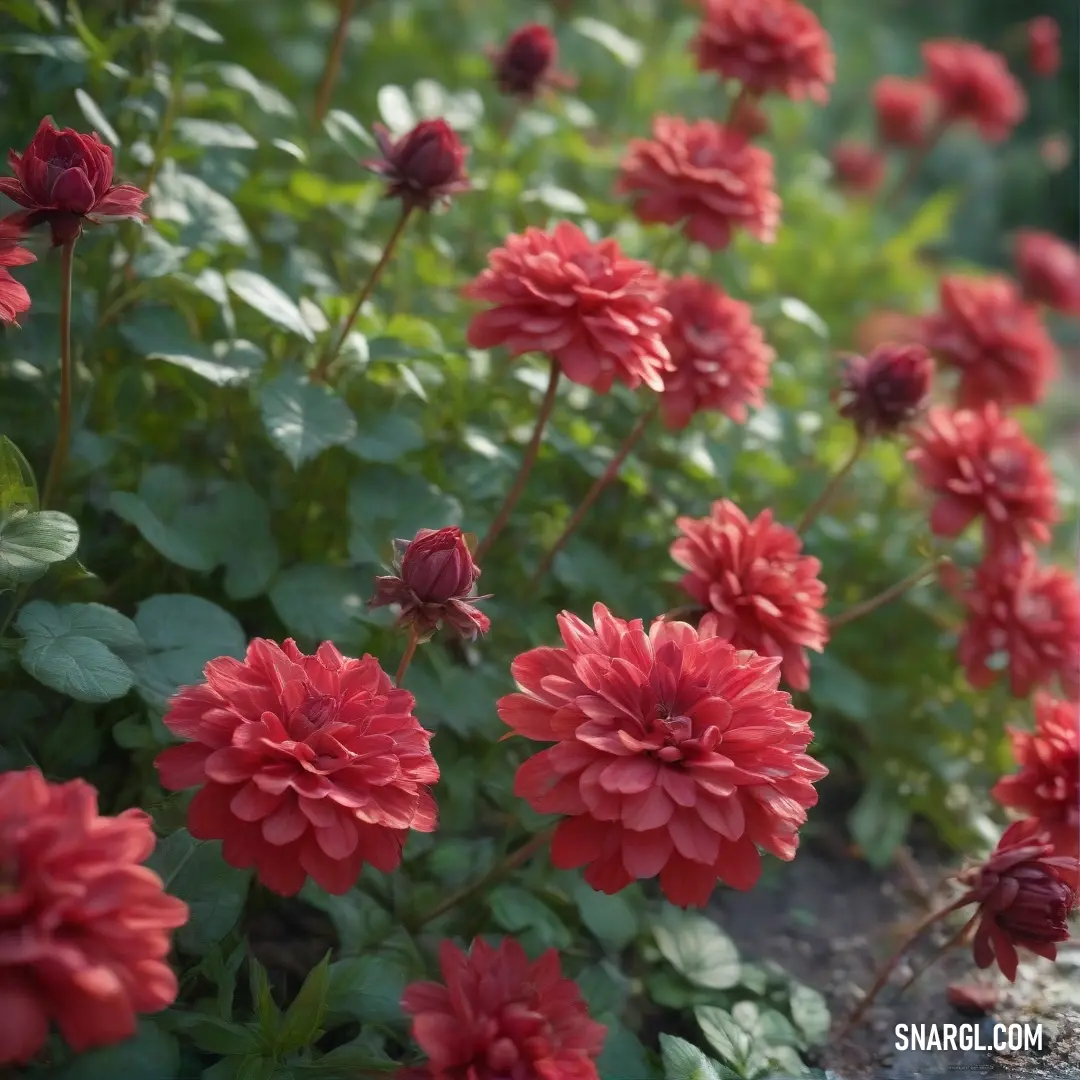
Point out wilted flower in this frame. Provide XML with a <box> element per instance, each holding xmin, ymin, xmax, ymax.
<box><xmin>992</xmin><ymin>694</ymin><xmax>1079</xmax><ymax>859</ymax></box>
<box><xmin>923</xmin><ymin>275</ymin><xmax>1057</xmax><ymax>409</ymax></box>
<box><xmin>465</xmin><ymin>221</ymin><xmax>672</xmax><ymax>394</ymax></box>
<box><xmin>0</xmin><ymin>769</ymin><xmax>188</xmax><ymax>1066</ymax></box>
<box><xmin>154</xmin><ymin>638</ymin><xmax>439</xmax><ymax>896</ymax></box>
<box><xmin>671</xmin><ymin>500</ymin><xmax>828</xmax><ymax>691</ymax></box>
<box><xmin>921</xmin><ymin>39</ymin><xmax>1026</xmax><ymax>142</ymax></box>
<box><xmin>616</xmin><ymin>116</ymin><xmax>780</xmax><ymax>251</ymax></box>
<box><xmin>837</xmin><ymin>343</ymin><xmax>934</xmax><ymax>437</ymax></box>
<box><xmin>488</xmin><ymin>23</ymin><xmax>574</xmax><ymax>100</ymax></box>
<box><xmin>370</xmin><ymin>525</ymin><xmax>490</xmax><ymax>640</ymax></box>
<box><xmin>947</xmin><ymin>983</ymin><xmax>1000</xmax><ymax>1015</ymax></box>
<box><xmin>498</xmin><ymin>604</ymin><xmax>827</xmax><ymax>905</ymax></box>
<box><xmin>659</xmin><ymin>274</ymin><xmax>774</xmax><ymax>428</ymax></box>
<box><xmin>907</xmin><ymin>404</ymin><xmax>1058</xmax><ymax>557</ymax></box>
<box><xmin>692</xmin><ymin>0</ymin><xmax>835</xmax><ymax>103</ymax></box>
<box><xmin>401</xmin><ymin>938</ymin><xmax>606</xmax><ymax>1080</ymax></box>
<box><xmin>873</xmin><ymin>76</ymin><xmax>938</xmax><ymax>147</ymax></box>
<box><xmin>1028</xmin><ymin>17</ymin><xmax>1061</xmax><ymax>78</ymax></box>
<box><xmin>831</xmin><ymin>140</ymin><xmax>887</xmax><ymax>196</ymax></box>
<box><xmin>1014</xmin><ymin>230</ymin><xmax>1080</xmax><ymax>315</ymax></box>
<box><xmin>364</xmin><ymin>119</ymin><xmax>470</xmax><ymax>211</ymax></box>
<box><xmin>0</xmin><ymin>221</ymin><xmax>33</xmax><ymax>325</ymax></box>
<box><xmin>0</xmin><ymin>117</ymin><xmax>147</xmax><ymax>246</ymax></box>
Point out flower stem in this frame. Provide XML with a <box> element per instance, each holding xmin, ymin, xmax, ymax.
<box><xmin>409</xmin><ymin>824</ymin><xmax>557</xmax><ymax>931</ymax></box>
<box><xmin>895</xmin><ymin>913</ymin><xmax>977</xmax><ymax>996</ymax></box>
<box><xmin>312</xmin><ymin>205</ymin><xmax>413</xmax><ymax>384</ymax></box>
<box><xmin>312</xmin><ymin>0</ymin><xmax>357</xmax><ymax>126</ymax></box>
<box><xmin>884</xmin><ymin>116</ymin><xmax>950</xmax><ymax>211</ymax></box>
<box><xmin>473</xmin><ymin>361</ymin><xmax>561</xmax><ymax>564</ymax></box>
<box><xmin>533</xmin><ymin>401</ymin><xmax>657</xmax><ymax>584</ymax></box>
<box><xmin>829</xmin><ymin>558</ymin><xmax>946</xmax><ymax>630</ymax></box>
<box><xmin>394</xmin><ymin>628</ymin><xmax>420</xmax><ymax>687</ymax></box>
<box><xmin>41</xmin><ymin>239</ymin><xmax>77</xmax><ymax>510</ymax></box>
<box><xmin>796</xmin><ymin>435</ymin><xmax>865</xmax><ymax>534</ymax></box>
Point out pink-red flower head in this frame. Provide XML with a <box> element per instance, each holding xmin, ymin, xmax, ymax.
<box><xmin>154</xmin><ymin>638</ymin><xmax>439</xmax><ymax>897</ymax></box>
<box><xmin>923</xmin><ymin>275</ymin><xmax>1057</xmax><ymax>410</ymax></box>
<box><xmin>837</xmin><ymin>343</ymin><xmax>934</xmax><ymax>437</ymax></box>
<box><xmin>616</xmin><ymin>116</ymin><xmax>780</xmax><ymax>251</ymax></box>
<box><xmin>489</xmin><ymin>24</ymin><xmax>574</xmax><ymax>100</ymax></box>
<box><xmin>873</xmin><ymin>76</ymin><xmax>938</xmax><ymax>147</ymax></box>
<box><xmin>659</xmin><ymin>275</ymin><xmax>775</xmax><ymax>429</ymax></box>
<box><xmin>498</xmin><ymin>604</ymin><xmax>827</xmax><ymax>906</ymax></box>
<box><xmin>692</xmin><ymin>0</ymin><xmax>835</xmax><ymax>104</ymax></box>
<box><xmin>670</xmin><ymin>500</ymin><xmax>828</xmax><ymax>691</ymax></box>
<box><xmin>370</xmin><ymin>525</ymin><xmax>490</xmax><ymax>640</ymax></box>
<box><xmin>922</xmin><ymin>39</ymin><xmax>1026</xmax><ymax>142</ymax></box>
<box><xmin>0</xmin><ymin>220</ymin><xmax>34</xmax><ymax>325</ymax></box>
<box><xmin>365</xmin><ymin>119</ymin><xmax>470</xmax><ymax>212</ymax></box>
<box><xmin>830</xmin><ymin>140</ymin><xmax>887</xmax><ymax>197</ymax></box>
<box><xmin>993</xmin><ymin>694</ymin><xmax>1079</xmax><ymax>861</ymax></box>
<box><xmin>0</xmin><ymin>769</ymin><xmax>188</xmax><ymax>1066</ymax></box>
<box><xmin>1028</xmin><ymin>17</ymin><xmax>1061</xmax><ymax>78</ymax></box>
<box><xmin>464</xmin><ymin>221</ymin><xmax>672</xmax><ymax>394</ymax></box>
<box><xmin>402</xmin><ymin>937</ymin><xmax>606</xmax><ymax>1080</ymax></box>
<box><xmin>954</xmin><ymin>818</ymin><xmax>1078</xmax><ymax>981</ymax></box>
<box><xmin>1014</xmin><ymin>230</ymin><xmax>1080</xmax><ymax>315</ymax></box>
<box><xmin>0</xmin><ymin>117</ymin><xmax>147</xmax><ymax>246</ymax></box>
<box><xmin>908</xmin><ymin>404</ymin><xmax>1058</xmax><ymax>558</ymax></box>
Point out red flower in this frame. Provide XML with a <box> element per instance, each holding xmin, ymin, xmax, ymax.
<box><xmin>154</xmin><ymin>638</ymin><xmax>439</xmax><ymax>896</ymax></box>
<box><xmin>1014</xmin><ymin>230</ymin><xmax>1080</xmax><ymax>315</ymax></box>
<box><xmin>401</xmin><ymin>938</ymin><xmax>606</xmax><ymax>1080</ymax></box>
<box><xmin>921</xmin><ymin>39</ymin><xmax>1026</xmax><ymax>142</ymax></box>
<box><xmin>837</xmin><ymin>343</ymin><xmax>934</xmax><ymax>437</ymax></box>
<box><xmin>365</xmin><ymin>119</ymin><xmax>470</xmax><ymax>212</ymax></box>
<box><xmin>950</xmin><ymin>546</ymin><xmax>1080</xmax><ymax>701</ymax></box>
<box><xmin>1028</xmin><ymin>17</ymin><xmax>1061</xmax><ymax>78</ymax></box>
<box><xmin>0</xmin><ymin>117</ymin><xmax>147</xmax><ymax>246</ymax></box>
<box><xmin>0</xmin><ymin>221</ymin><xmax>34</xmax><ymax>325</ymax></box>
<box><xmin>692</xmin><ymin>0</ymin><xmax>835</xmax><ymax>103</ymax></box>
<box><xmin>992</xmin><ymin>694</ymin><xmax>1079</xmax><ymax>860</ymax></box>
<box><xmin>953</xmin><ymin>819</ymin><xmax>1078</xmax><ymax>981</ymax></box>
<box><xmin>670</xmin><ymin>500</ymin><xmax>828</xmax><ymax>691</ymax></box>
<box><xmin>370</xmin><ymin>526</ymin><xmax>490</xmax><ymax>640</ymax></box>
<box><xmin>873</xmin><ymin>76</ymin><xmax>938</xmax><ymax>147</ymax></box>
<box><xmin>923</xmin><ymin>275</ymin><xmax>1057</xmax><ymax>409</ymax></box>
<box><xmin>616</xmin><ymin>116</ymin><xmax>780</xmax><ymax>251</ymax></box>
<box><xmin>830</xmin><ymin>140</ymin><xmax>886</xmax><ymax>196</ymax></box>
<box><xmin>498</xmin><ymin>604</ymin><xmax>827</xmax><ymax>905</ymax></box>
<box><xmin>488</xmin><ymin>24</ymin><xmax>574</xmax><ymax>100</ymax></box>
<box><xmin>658</xmin><ymin>275</ymin><xmax>774</xmax><ymax>429</ymax></box>
<box><xmin>907</xmin><ymin>405</ymin><xmax>1057</xmax><ymax>557</ymax></box>
<box><xmin>465</xmin><ymin>221</ymin><xmax>672</xmax><ymax>394</ymax></box>
<box><xmin>0</xmin><ymin>769</ymin><xmax>188</xmax><ymax>1066</ymax></box>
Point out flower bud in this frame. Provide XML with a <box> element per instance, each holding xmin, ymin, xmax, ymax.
<box><xmin>364</xmin><ymin>119</ymin><xmax>470</xmax><ymax>212</ymax></box>
<box><xmin>872</xmin><ymin>76</ymin><xmax>937</xmax><ymax>147</ymax></box>
<box><xmin>837</xmin><ymin>343</ymin><xmax>933</xmax><ymax>436</ymax></box>
<box><xmin>1028</xmin><ymin>17</ymin><xmax>1061</xmax><ymax>78</ymax></box>
<box><xmin>490</xmin><ymin>24</ymin><xmax>570</xmax><ymax>100</ymax></box>
<box><xmin>830</xmin><ymin>140</ymin><xmax>886</xmax><ymax>196</ymax></box>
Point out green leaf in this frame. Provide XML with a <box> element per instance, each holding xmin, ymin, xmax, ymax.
<box><xmin>572</xmin><ymin>16</ymin><xmax>643</xmax><ymax>67</ymax></box>
<box><xmin>572</xmin><ymin>881</ymin><xmax>638</xmax><ymax>951</ymax></box>
<box><xmin>149</xmin><ymin>338</ymin><xmax>266</xmax><ymax>387</ymax></box>
<box><xmin>598</xmin><ymin>1022</ymin><xmax>656</xmax><ymax>1080</ymax></box>
<box><xmin>74</xmin><ymin>87</ymin><xmax>120</xmax><ymax>146</ymax></box>
<box><xmin>180</xmin><ymin>1016</ymin><xmax>264</xmax><ymax>1056</ymax></box>
<box><xmin>654</xmin><ymin>910</ymin><xmax>741</xmax><ymax>990</ymax></box>
<box><xmin>347</xmin><ymin>414</ymin><xmax>425</xmax><ymax>463</ymax></box>
<box><xmin>175</xmin><ymin>118</ymin><xmax>258</xmax><ymax>150</ymax></box>
<box><xmin>376</xmin><ymin>84</ymin><xmax>416</xmax><ymax>134</ymax></box>
<box><xmin>51</xmin><ymin>1019</ymin><xmax>179</xmax><ymax>1080</ymax></box>
<box><xmin>847</xmin><ymin>777</ymin><xmax>911</xmax><ymax>869</ymax></box>
<box><xmin>489</xmin><ymin>886</ymin><xmax>571</xmax><ymax>951</ymax></box>
<box><xmin>249</xmin><ymin>956</ymin><xmax>282</xmax><ymax>1040</ymax></box>
<box><xmin>694</xmin><ymin>1007</ymin><xmax>761</xmax><ymax>1078</ymax></box>
<box><xmin>808</xmin><ymin>651</ymin><xmax>874</xmax><ymax>722</ymax></box>
<box><xmin>326</xmin><ymin>954</ymin><xmax>407</xmax><ymax>1024</ymax></box>
<box><xmin>788</xmin><ymin>984</ymin><xmax>831</xmax><ymax>1046</ymax></box>
<box><xmin>151</xmin><ymin>162</ymin><xmax>251</xmax><ymax>250</ymax></box>
<box><xmin>577</xmin><ymin>960</ymin><xmax>629</xmax><ymax>1017</ymax></box>
<box><xmin>259</xmin><ymin>368</ymin><xmax>357</xmax><ymax>467</ymax></box>
<box><xmin>215</xmin><ymin>63</ymin><xmax>296</xmax><ymax>118</ymax></box>
<box><xmin>42</xmin><ymin>702</ymin><xmax>103</xmax><ymax>772</ymax></box>
<box><xmin>269</xmin><ymin>564</ymin><xmax>371</xmax><ymax>645</ymax></box>
<box><xmin>659</xmin><ymin>1034</ymin><xmax>725</xmax><ymax>1080</ymax></box>
<box><xmin>523</xmin><ymin>184</ymin><xmax>588</xmax><ymax>215</ymax></box>
<box><xmin>0</xmin><ymin>435</ymin><xmax>38</xmax><ymax>514</ymax></box>
<box><xmin>323</xmin><ymin>108</ymin><xmax>375</xmax><ymax>151</ymax></box>
<box><xmin>0</xmin><ymin>509</ymin><xmax>79</xmax><ymax>583</ymax></box>
<box><xmin>730</xmin><ymin>1002</ymin><xmax>801</xmax><ymax>1050</ymax></box>
<box><xmin>299</xmin><ymin>885</ymin><xmax>392</xmax><ymax>954</ymax></box>
<box><xmin>227</xmin><ymin>270</ymin><xmax>315</xmax><ymax>341</ymax></box>
<box><xmin>277</xmin><ymin>952</ymin><xmax>332</xmax><ymax>1054</ymax></box>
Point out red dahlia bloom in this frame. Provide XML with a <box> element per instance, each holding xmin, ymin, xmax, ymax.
<box><xmin>993</xmin><ymin>694</ymin><xmax>1079</xmax><ymax>860</ymax></box>
<box><xmin>1014</xmin><ymin>230</ymin><xmax>1080</xmax><ymax>315</ymax></box>
<box><xmin>658</xmin><ymin>274</ymin><xmax>775</xmax><ymax>429</ymax></box>
<box><xmin>401</xmin><ymin>938</ymin><xmax>606</xmax><ymax>1080</ymax></box>
<box><xmin>830</xmin><ymin>140</ymin><xmax>887</xmax><ymax>196</ymax></box>
<box><xmin>873</xmin><ymin>76</ymin><xmax>938</xmax><ymax>147</ymax></box>
<box><xmin>837</xmin><ymin>343</ymin><xmax>934</xmax><ymax>437</ymax></box>
<box><xmin>498</xmin><ymin>604</ymin><xmax>827</xmax><ymax>905</ymax></box>
<box><xmin>465</xmin><ymin>221</ymin><xmax>672</xmax><ymax>394</ymax></box>
<box><xmin>370</xmin><ymin>525</ymin><xmax>490</xmax><ymax>640</ymax></box>
<box><xmin>0</xmin><ymin>117</ymin><xmax>147</xmax><ymax>246</ymax></box>
<box><xmin>692</xmin><ymin>0</ymin><xmax>835</xmax><ymax>104</ymax></box>
<box><xmin>953</xmin><ymin>819</ymin><xmax>1078</xmax><ymax>981</ymax></box>
<box><xmin>154</xmin><ymin>638</ymin><xmax>439</xmax><ymax>896</ymax></box>
<box><xmin>0</xmin><ymin>769</ymin><xmax>187</xmax><ymax>1066</ymax></box>
<box><xmin>489</xmin><ymin>24</ymin><xmax>574</xmax><ymax>100</ymax></box>
<box><xmin>950</xmin><ymin>546</ymin><xmax>1080</xmax><ymax>701</ymax></box>
<box><xmin>1028</xmin><ymin>17</ymin><xmax>1061</xmax><ymax>78</ymax></box>
<box><xmin>0</xmin><ymin>221</ymin><xmax>34</xmax><ymax>325</ymax></box>
<box><xmin>365</xmin><ymin>119</ymin><xmax>470</xmax><ymax>212</ymax></box>
<box><xmin>921</xmin><ymin>39</ymin><xmax>1026</xmax><ymax>142</ymax></box>
<box><xmin>923</xmin><ymin>275</ymin><xmax>1057</xmax><ymax>410</ymax></box>
<box><xmin>670</xmin><ymin>500</ymin><xmax>828</xmax><ymax>691</ymax></box>
<box><xmin>907</xmin><ymin>404</ymin><xmax>1057</xmax><ymax>557</ymax></box>
<box><xmin>616</xmin><ymin>116</ymin><xmax>780</xmax><ymax>251</ymax></box>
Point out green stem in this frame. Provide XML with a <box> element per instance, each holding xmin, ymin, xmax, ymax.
<box><xmin>394</xmin><ymin>628</ymin><xmax>420</xmax><ymax>686</ymax></box>
<box><xmin>796</xmin><ymin>435</ymin><xmax>865</xmax><ymax>534</ymax></box>
<box><xmin>829</xmin><ymin>558</ymin><xmax>946</xmax><ymax>630</ymax></box>
<box><xmin>41</xmin><ymin>238</ymin><xmax>77</xmax><ymax>510</ymax></box>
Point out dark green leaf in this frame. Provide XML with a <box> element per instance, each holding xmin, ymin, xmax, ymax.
<box><xmin>326</xmin><ymin>955</ymin><xmax>407</xmax><ymax>1024</ymax></box>
<box><xmin>654</xmin><ymin>910</ymin><xmax>741</xmax><ymax>991</ymax></box>
<box><xmin>0</xmin><ymin>509</ymin><xmax>79</xmax><ymax>584</ymax></box>
<box><xmin>259</xmin><ymin>368</ymin><xmax>357</xmax><ymax>467</ymax></box>
<box><xmin>277</xmin><ymin>952</ymin><xmax>332</xmax><ymax>1054</ymax></box>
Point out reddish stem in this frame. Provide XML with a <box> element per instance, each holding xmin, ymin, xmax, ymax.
<box><xmin>312</xmin><ymin>0</ymin><xmax>357</xmax><ymax>126</ymax></box>
<box><xmin>41</xmin><ymin>238</ymin><xmax>77</xmax><ymax>510</ymax></box>
<box><xmin>829</xmin><ymin>559</ymin><xmax>945</xmax><ymax>630</ymax></box>
<box><xmin>796</xmin><ymin>435</ymin><xmax>865</xmax><ymax>534</ymax></box>
<box><xmin>394</xmin><ymin>628</ymin><xmax>420</xmax><ymax>686</ymax></box>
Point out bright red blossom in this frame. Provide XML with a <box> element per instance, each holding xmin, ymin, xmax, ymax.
<box><xmin>1014</xmin><ymin>230</ymin><xmax>1080</xmax><ymax>315</ymax></box>
<box><xmin>0</xmin><ymin>221</ymin><xmax>34</xmax><ymax>325</ymax></box>
<box><xmin>489</xmin><ymin>24</ymin><xmax>574</xmax><ymax>100</ymax></box>
<box><xmin>658</xmin><ymin>275</ymin><xmax>775</xmax><ymax>429</ymax></box>
<box><xmin>837</xmin><ymin>343</ymin><xmax>934</xmax><ymax>437</ymax></box>
<box><xmin>0</xmin><ymin>769</ymin><xmax>188</xmax><ymax>1066</ymax></box>
<box><xmin>616</xmin><ymin>116</ymin><xmax>780</xmax><ymax>251</ymax></box>
<box><xmin>693</xmin><ymin>0</ymin><xmax>835</xmax><ymax>103</ymax></box>
<box><xmin>401</xmin><ymin>938</ymin><xmax>606</xmax><ymax>1080</ymax></box>
<box><xmin>498</xmin><ymin>605</ymin><xmax>827</xmax><ymax>906</ymax></box>
<box><xmin>830</xmin><ymin>140</ymin><xmax>886</xmax><ymax>196</ymax></box>
<box><xmin>465</xmin><ymin>221</ymin><xmax>672</xmax><ymax>394</ymax></box>
<box><xmin>923</xmin><ymin>275</ymin><xmax>1057</xmax><ymax>410</ymax></box>
<box><xmin>907</xmin><ymin>405</ymin><xmax>1057</xmax><ymax>558</ymax></box>
<box><xmin>365</xmin><ymin>119</ymin><xmax>470</xmax><ymax>212</ymax></box>
<box><xmin>992</xmin><ymin>694</ymin><xmax>1079</xmax><ymax>860</ymax></box>
<box><xmin>154</xmin><ymin>638</ymin><xmax>439</xmax><ymax>897</ymax></box>
<box><xmin>873</xmin><ymin>76</ymin><xmax>938</xmax><ymax>147</ymax></box>
<box><xmin>1028</xmin><ymin>17</ymin><xmax>1061</xmax><ymax>78</ymax></box>
<box><xmin>670</xmin><ymin>500</ymin><xmax>828</xmax><ymax>692</ymax></box>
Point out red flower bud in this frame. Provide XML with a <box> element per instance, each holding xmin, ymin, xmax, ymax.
<box><xmin>364</xmin><ymin>119</ymin><xmax>471</xmax><ymax>212</ymax></box>
<box><xmin>489</xmin><ymin>24</ymin><xmax>574</xmax><ymax>100</ymax></box>
<box><xmin>873</xmin><ymin>76</ymin><xmax>938</xmax><ymax>147</ymax></box>
<box><xmin>837</xmin><ymin>343</ymin><xmax>933</xmax><ymax>436</ymax></box>
<box><xmin>1028</xmin><ymin>17</ymin><xmax>1061</xmax><ymax>78</ymax></box>
<box><xmin>830</xmin><ymin>140</ymin><xmax>886</xmax><ymax>196</ymax></box>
